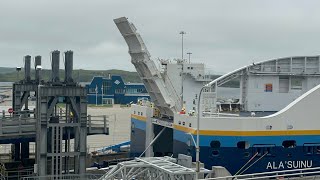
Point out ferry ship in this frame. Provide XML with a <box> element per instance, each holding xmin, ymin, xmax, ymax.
<box><xmin>114</xmin><ymin>17</ymin><xmax>320</xmax><ymax>175</ymax></box>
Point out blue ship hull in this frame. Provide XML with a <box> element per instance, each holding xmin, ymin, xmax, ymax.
<box><xmin>131</xmin><ymin>117</ymin><xmax>320</xmax><ymax>174</ymax></box>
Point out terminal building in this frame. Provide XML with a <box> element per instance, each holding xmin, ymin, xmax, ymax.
<box><xmin>86</xmin><ymin>75</ymin><xmax>150</xmax><ymax>105</ymax></box>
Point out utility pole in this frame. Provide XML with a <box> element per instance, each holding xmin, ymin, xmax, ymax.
<box><xmin>187</xmin><ymin>52</ymin><xmax>192</xmax><ymax>64</ymax></box>
<box><xmin>179</xmin><ymin>31</ymin><xmax>186</xmax><ymax>61</ymax></box>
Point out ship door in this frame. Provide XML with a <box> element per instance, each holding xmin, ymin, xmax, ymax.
<box><xmin>153</xmin><ymin>124</ymin><xmax>173</xmax><ymax>157</ymax></box>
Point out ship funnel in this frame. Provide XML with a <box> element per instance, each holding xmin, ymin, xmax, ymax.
<box><xmin>64</xmin><ymin>51</ymin><xmax>73</xmax><ymax>83</ymax></box>
<box><xmin>51</xmin><ymin>50</ymin><xmax>60</xmax><ymax>83</ymax></box>
<box><xmin>24</xmin><ymin>55</ymin><xmax>31</xmax><ymax>82</ymax></box>
<box><xmin>34</xmin><ymin>56</ymin><xmax>42</xmax><ymax>83</ymax></box>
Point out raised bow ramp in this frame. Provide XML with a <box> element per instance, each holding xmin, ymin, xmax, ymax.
<box><xmin>114</xmin><ymin>17</ymin><xmax>182</xmax><ymax>117</ymax></box>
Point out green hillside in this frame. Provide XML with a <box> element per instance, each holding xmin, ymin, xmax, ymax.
<box><xmin>0</xmin><ymin>67</ymin><xmax>16</xmax><ymax>74</ymax></box>
<box><xmin>0</xmin><ymin>68</ymin><xmax>142</xmax><ymax>83</ymax></box>
<box><xmin>0</xmin><ymin>67</ymin><xmax>240</xmax><ymax>87</ymax></box>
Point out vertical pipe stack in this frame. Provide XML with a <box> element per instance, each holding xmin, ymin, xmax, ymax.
<box><xmin>51</xmin><ymin>50</ymin><xmax>60</xmax><ymax>83</ymax></box>
<box><xmin>64</xmin><ymin>51</ymin><xmax>74</xmax><ymax>83</ymax></box>
<box><xmin>35</xmin><ymin>56</ymin><xmax>42</xmax><ymax>83</ymax></box>
<box><xmin>24</xmin><ymin>55</ymin><xmax>31</xmax><ymax>82</ymax></box>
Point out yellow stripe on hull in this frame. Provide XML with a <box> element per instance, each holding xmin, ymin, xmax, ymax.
<box><xmin>173</xmin><ymin>124</ymin><xmax>320</xmax><ymax>136</ymax></box>
<box><xmin>131</xmin><ymin>114</ymin><xmax>147</xmax><ymax>122</ymax></box>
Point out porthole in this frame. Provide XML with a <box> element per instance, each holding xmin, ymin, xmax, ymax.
<box><xmin>282</xmin><ymin>140</ymin><xmax>296</xmax><ymax>148</ymax></box>
<box><xmin>237</xmin><ymin>141</ymin><xmax>250</xmax><ymax>149</ymax></box>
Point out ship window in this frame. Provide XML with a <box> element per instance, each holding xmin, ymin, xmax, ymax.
<box><xmin>182</xmin><ymin>122</ymin><xmax>185</xmax><ymax>126</ymax></box>
<box><xmin>187</xmin><ymin>67</ymin><xmax>190</xmax><ymax>69</ymax></box>
<box><xmin>178</xmin><ymin>121</ymin><xmax>181</xmax><ymax>125</ymax></box>
<box><xmin>282</xmin><ymin>140</ymin><xmax>296</xmax><ymax>148</ymax></box>
<box><xmin>316</xmin><ymin>146</ymin><xmax>320</xmax><ymax>154</ymax></box>
<box><xmin>210</xmin><ymin>141</ymin><xmax>221</xmax><ymax>148</ymax></box>
<box><xmin>141</xmin><ymin>112</ymin><xmax>143</xmax><ymax>116</ymax></box>
<box><xmin>89</xmin><ymin>88</ymin><xmax>96</xmax><ymax>93</ymax></box>
<box><xmin>291</xmin><ymin>77</ymin><xmax>302</xmax><ymax>90</ymax></box>
<box><xmin>303</xmin><ymin>143</ymin><xmax>320</xmax><ymax>154</ymax></box>
<box><xmin>237</xmin><ymin>141</ymin><xmax>250</xmax><ymax>149</ymax></box>
<box><xmin>138</xmin><ymin>112</ymin><xmax>140</xmax><ymax>115</ymax></box>
<box><xmin>191</xmin><ymin>67</ymin><xmax>193</xmax><ymax>69</ymax></box>
<box><xmin>189</xmin><ymin>123</ymin><xmax>192</xmax><ymax>127</ymax></box>
<box><xmin>134</xmin><ymin>111</ymin><xmax>136</xmax><ymax>114</ymax></box>
<box><xmin>212</xmin><ymin>150</ymin><xmax>219</xmax><ymax>156</ymax></box>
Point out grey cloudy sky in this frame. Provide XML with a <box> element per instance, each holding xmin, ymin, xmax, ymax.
<box><xmin>0</xmin><ymin>0</ymin><xmax>320</xmax><ymax>73</ymax></box>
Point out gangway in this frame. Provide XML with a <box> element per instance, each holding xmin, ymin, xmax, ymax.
<box><xmin>99</xmin><ymin>156</ymin><xmax>211</xmax><ymax>180</ymax></box>
<box><xmin>0</xmin><ymin>114</ymin><xmax>109</xmax><ymax>144</ymax></box>
<box><xmin>114</xmin><ymin>17</ymin><xmax>182</xmax><ymax>117</ymax></box>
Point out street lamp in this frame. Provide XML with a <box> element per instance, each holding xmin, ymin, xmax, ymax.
<box><xmin>187</xmin><ymin>52</ymin><xmax>192</xmax><ymax>64</ymax></box>
<box><xmin>196</xmin><ymin>86</ymin><xmax>205</xmax><ymax>178</ymax></box>
<box><xmin>179</xmin><ymin>31</ymin><xmax>186</xmax><ymax>61</ymax></box>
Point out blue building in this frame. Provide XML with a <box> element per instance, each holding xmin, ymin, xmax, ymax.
<box><xmin>86</xmin><ymin>75</ymin><xmax>150</xmax><ymax>105</ymax></box>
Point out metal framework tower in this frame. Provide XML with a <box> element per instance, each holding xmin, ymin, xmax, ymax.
<box><xmin>35</xmin><ymin>50</ymin><xmax>87</xmax><ymax>176</ymax></box>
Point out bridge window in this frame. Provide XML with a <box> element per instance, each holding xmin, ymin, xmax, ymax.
<box><xmin>237</xmin><ymin>141</ymin><xmax>250</xmax><ymax>149</ymax></box>
<box><xmin>282</xmin><ymin>140</ymin><xmax>296</xmax><ymax>148</ymax></box>
<box><xmin>210</xmin><ymin>141</ymin><xmax>221</xmax><ymax>148</ymax></box>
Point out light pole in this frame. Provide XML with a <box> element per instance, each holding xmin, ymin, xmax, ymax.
<box><xmin>187</xmin><ymin>52</ymin><xmax>192</xmax><ymax>64</ymax></box>
<box><xmin>179</xmin><ymin>31</ymin><xmax>186</xmax><ymax>61</ymax></box>
<box><xmin>196</xmin><ymin>85</ymin><xmax>207</xmax><ymax>178</ymax></box>
<box><xmin>95</xmin><ymin>85</ymin><xmax>98</xmax><ymax>106</ymax></box>
<box><xmin>101</xmin><ymin>84</ymin><xmax>104</xmax><ymax>106</ymax></box>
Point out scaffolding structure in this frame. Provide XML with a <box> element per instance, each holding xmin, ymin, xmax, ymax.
<box><xmin>100</xmin><ymin>156</ymin><xmax>211</xmax><ymax>180</ymax></box>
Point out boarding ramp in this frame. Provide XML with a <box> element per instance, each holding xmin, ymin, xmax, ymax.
<box><xmin>114</xmin><ymin>17</ymin><xmax>182</xmax><ymax>117</ymax></box>
<box><xmin>100</xmin><ymin>156</ymin><xmax>211</xmax><ymax>180</ymax></box>
<box><xmin>0</xmin><ymin>113</ymin><xmax>109</xmax><ymax>143</ymax></box>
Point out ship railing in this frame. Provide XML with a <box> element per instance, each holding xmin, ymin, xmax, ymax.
<box><xmin>202</xmin><ymin>112</ymin><xmax>240</xmax><ymax>117</ymax></box>
<box><xmin>202</xmin><ymin>166</ymin><xmax>320</xmax><ymax>180</ymax></box>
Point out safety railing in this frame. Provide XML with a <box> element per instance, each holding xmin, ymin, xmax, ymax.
<box><xmin>0</xmin><ymin>167</ymin><xmax>34</xmax><ymax>180</ymax></box>
<box><xmin>0</xmin><ymin>116</ymin><xmax>36</xmax><ymax>136</ymax></box>
<box><xmin>21</xmin><ymin>174</ymin><xmax>102</xmax><ymax>180</ymax></box>
<box><xmin>0</xmin><ymin>114</ymin><xmax>109</xmax><ymax>137</ymax></box>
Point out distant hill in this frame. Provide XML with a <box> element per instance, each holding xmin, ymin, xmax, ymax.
<box><xmin>0</xmin><ymin>67</ymin><xmax>16</xmax><ymax>74</ymax></box>
<box><xmin>0</xmin><ymin>67</ymin><xmax>240</xmax><ymax>87</ymax></box>
<box><xmin>0</xmin><ymin>68</ymin><xmax>142</xmax><ymax>83</ymax></box>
